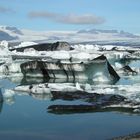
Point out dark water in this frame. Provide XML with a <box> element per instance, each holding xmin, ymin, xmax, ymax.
<box><xmin>0</xmin><ymin>77</ymin><xmax>140</xmax><ymax>140</ymax></box>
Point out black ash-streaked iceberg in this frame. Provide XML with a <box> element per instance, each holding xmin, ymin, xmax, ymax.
<box><xmin>20</xmin><ymin>55</ymin><xmax>120</xmax><ymax>82</ymax></box>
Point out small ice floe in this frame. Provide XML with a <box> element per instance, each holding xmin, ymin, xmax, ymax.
<box><xmin>15</xmin><ymin>84</ymin><xmax>51</xmax><ymax>94</ymax></box>
<box><xmin>0</xmin><ymin>40</ymin><xmax>9</xmax><ymax>48</ymax></box>
<box><xmin>14</xmin><ymin>85</ymin><xmax>31</xmax><ymax>93</ymax></box>
<box><xmin>50</xmin><ymin>51</ymin><xmax>70</xmax><ymax>60</ymax></box>
<box><xmin>7</xmin><ymin>74</ymin><xmax>23</xmax><ymax>83</ymax></box>
<box><xmin>3</xmin><ymin>89</ymin><xmax>15</xmax><ymax>105</ymax></box>
<box><xmin>23</xmin><ymin>48</ymin><xmax>38</xmax><ymax>56</ymax></box>
<box><xmin>48</xmin><ymin>83</ymin><xmax>76</xmax><ymax>92</ymax></box>
<box><xmin>92</xmin><ymin>73</ymin><xmax>110</xmax><ymax>82</ymax></box>
<box><xmin>13</xmin><ymin>41</ymin><xmax>38</xmax><ymax>49</ymax></box>
<box><xmin>30</xmin><ymin>84</ymin><xmax>51</xmax><ymax>94</ymax></box>
<box><xmin>0</xmin><ymin>61</ymin><xmax>24</xmax><ymax>75</ymax></box>
<box><xmin>91</xmin><ymin>84</ymin><xmax>140</xmax><ymax>103</ymax></box>
<box><xmin>126</xmin><ymin>51</ymin><xmax>140</xmax><ymax>59</ymax></box>
<box><xmin>92</xmin><ymin>87</ymin><xmax>115</xmax><ymax>94</ymax></box>
<box><xmin>3</xmin><ymin>89</ymin><xmax>15</xmax><ymax>97</ymax></box>
<box><xmin>106</xmin><ymin>101</ymin><xmax>140</xmax><ymax>113</ymax></box>
<box><xmin>71</xmin><ymin>52</ymin><xmax>92</xmax><ymax>61</ymax></box>
<box><xmin>0</xmin><ymin>65</ymin><xmax>9</xmax><ymax>75</ymax></box>
<box><xmin>15</xmin><ymin>84</ymin><xmax>52</xmax><ymax>100</ymax></box>
<box><xmin>8</xmin><ymin>62</ymin><xmax>22</xmax><ymax>73</ymax></box>
<box><xmin>114</xmin><ymin>62</ymin><xmax>123</xmax><ymax>69</ymax></box>
<box><xmin>70</xmin><ymin>44</ymin><xmax>96</xmax><ymax>51</ymax></box>
<box><xmin>84</xmin><ymin>83</ymin><xmax>92</xmax><ymax>91</ymax></box>
<box><xmin>118</xmin><ymin>65</ymin><xmax>137</xmax><ymax>75</ymax></box>
<box><xmin>75</xmin><ymin>82</ymin><xmax>83</xmax><ymax>91</ymax></box>
<box><xmin>133</xmin><ymin>108</ymin><xmax>140</xmax><ymax>113</ymax></box>
<box><xmin>0</xmin><ymin>40</ymin><xmax>9</xmax><ymax>54</ymax></box>
<box><xmin>15</xmin><ymin>83</ymin><xmax>79</xmax><ymax>94</ymax></box>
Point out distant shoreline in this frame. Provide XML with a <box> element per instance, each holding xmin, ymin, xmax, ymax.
<box><xmin>111</xmin><ymin>131</ymin><xmax>140</xmax><ymax>140</ymax></box>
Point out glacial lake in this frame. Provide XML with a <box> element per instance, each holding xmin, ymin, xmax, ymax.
<box><xmin>1</xmin><ymin>62</ymin><xmax>140</xmax><ymax>140</ymax></box>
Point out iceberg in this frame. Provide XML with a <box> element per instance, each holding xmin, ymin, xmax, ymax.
<box><xmin>10</xmin><ymin>41</ymin><xmax>71</xmax><ymax>52</ymax></box>
<box><xmin>3</xmin><ymin>89</ymin><xmax>15</xmax><ymax>105</ymax></box>
<box><xmin>20</xmin><ymin>55</ymin><xmax>120</xmax><ymax>82</ymax></box>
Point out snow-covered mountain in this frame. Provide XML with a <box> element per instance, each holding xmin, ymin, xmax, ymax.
<box><xmin>0</xmin><ymin>26</ymin><xmax>22</xmax><ymax>41</ymax></box>
<box><xmin>0</xmin><ymin>25</ymin><xmax>140</xmax><ymax>43</ymax></box>
<box><xmin>21</xmin><ymin>28</ymin><xmax>140</xmax><ymax>43</ymax></box>
<box><xmin>0</xmin><ymin>26</ymin><xmax>23</xmax><ymax>35</ymax></box>
<box><xmin>0</xmin><ymin>30</ymin><xmax>18</xmax><ymax>41</ymax></box>
<box><xmin>77</xmin><ymin>29</ymin><xmax>139</xmax><ymax>38</ymax></box>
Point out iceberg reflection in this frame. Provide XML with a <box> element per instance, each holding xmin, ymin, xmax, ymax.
<box><xmin>0</xmin><ymin>89</ymin><xmax>3</xmax><ymax>113</ymax></box>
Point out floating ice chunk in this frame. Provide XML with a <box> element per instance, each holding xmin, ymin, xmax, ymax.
<box><xmin>0</xmin><ymin>41</ymin><xmax>11</xmax><ymax>56</ymax></box>
<box><xmin>24</xmin><ymin>48</ymin><xmax>37</xmax><ymax>53</ymax></box>
<box><xmin>106</xmin><ymin>104</ymin><xmax>140</xmax><ymax>109</ymax></box>
<box><xmin>8</xmin><ymin>74</ymin><xmax>23</xmax><ymax>83</ymax></box>
<box><xmin>14</xmin><ymin>85</ymin><xmax>31</xmax><ymax>92</ymax></box>
<box><xmin>101</xmin><ymin>45</ymin><xmax>118</xmax><ymax>50</ymax></box>
<box><xmin>3</xmin><ymin>89</ymin><xmax>15</xmax><ymax>98</ymax></box>
<box><xmin>75</xmin><ymin>82</ymin><xmax>83</xmax><ymax>91</ymax></box>
<box><xmin>48</xmin><ymin>83</ymin><xmax>77</xmax><ymax>92</ymax></box>
<box><xmin>0</xmin><ymin>65</ymin><xmax>8</xmax><ymax>75</ymax></box>
<box><xmin>50</xmin><ymin>51</ymin><xmax>70</xmax><ymax>59</ymax></box>
<box><xmin>15</xmin><ymin>84</ymin><xmax>51</xmax><ymax>95</ymax></box>
<box><xmin>93</xmin><ymin>75</ymin><xmax>109</xmax><ymax>82</ymax></box>
<box><xmin>92</xmin><ymin>87</ymin><xmax>115</xmax><ymax>94</ymax></box>
<box><xmin>71</xmin><ymin>52</ymin><xmax>91</xmax><ymax>60</ymax></box>
<box><xmin>15</xmin><ymin>83</ymin><xmax>78</xmax><ymax>95</ymax></box>
<box><xmin>31</xmin><ymin>85</ymin><xmax>51</xmax><ymax>94</ymax></box>
<box><xmin>10</xmin><ymin>41</ymin><xmax>38</xmax><ymax>50</ymax></box>
<box><xmin>71</xmin><ymin>44</ymin><xmax>101</xmax><ymax>51</ymax></box>
<box><xmin>85</xmin><ymin>83</ymin><xmax>92</xmax><ymax>91</ymax></box>
<box><xmin>115</xmin><ymin>62</ymin><xmax>123</xmax><ymax>69</ymax></box>
<box><xmin>17</xmin><ymin>41</ymin><xmax>37</xmax><ymax>48</ymax></box>
<box><xmin>3</xmin><ymin>89</ymin><xmax>15</xmax><ymax>105</ymax></box>
<box><xmin>133</xmin><ymin>109</ymin><xmax>140</xmax><ymax>113</ymax></box>
<box><xmin>0</xmin><ymin>40</ymin><xmax>8</xmax><ymax>48</ymax></box>
<box><xmin>0</xmin><ymin>62</ymin><xmax>22</xmax><ymax>74</ymax></box>
<box><xmin>103</xmin><ymin>88</ymin><xmax>115</xmax><ymax>94</ymax></box>
<box><xmin>8</xmin><ymin>62</ymin><xmax>22</xmax><ymax>73</ymax></box>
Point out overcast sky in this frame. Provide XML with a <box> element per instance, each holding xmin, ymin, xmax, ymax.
<box><xmin>0</xmin><ymin>0</ymin><xmax>140</xmax><ymax>33</ymax></box>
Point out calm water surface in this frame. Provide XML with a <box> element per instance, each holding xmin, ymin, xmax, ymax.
<box><xmin>1</xmin><ymin>102</ymin><xmax>140</xmax><ymax>140</ymax></box>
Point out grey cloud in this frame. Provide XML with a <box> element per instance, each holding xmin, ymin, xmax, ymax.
<box><xmin>57</xmin><ymin>14</ymin><xmax>105</xmax><ymax>24</ymax></box>
<box><xmin>28</xmin><ymin>11</ymin><xmax>105</xmax><ymax>25</ymax></box>
<box><xmin>0</xmin><ymin>6</ymin><xmax>15</xmax><ymax>14</ymax></box>
<box><xmin>28</xmin><ymin>11</ymin><xmax>57</xmax><ymax>18</ymax></box>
